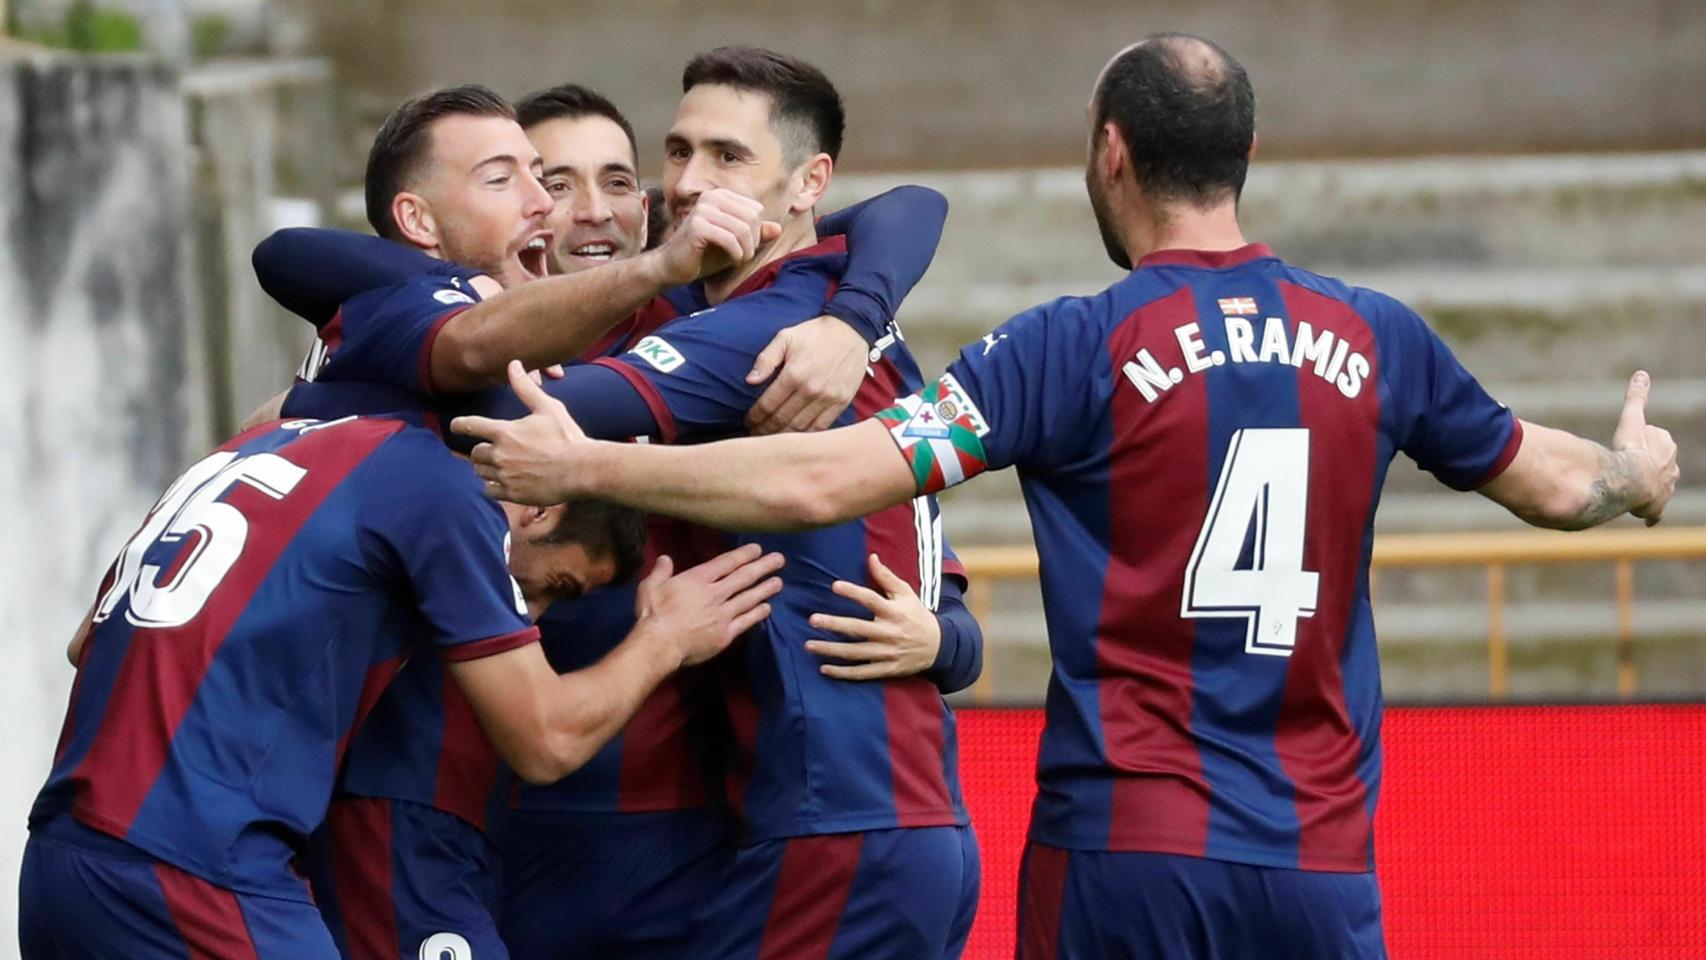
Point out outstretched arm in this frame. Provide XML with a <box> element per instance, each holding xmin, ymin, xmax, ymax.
<box><xmin>1479</xmin><ymin>372</ymin><xmax>1678</xmax><ymax>529</ymax></box>
<box><xmin>456</xmin><ymin>362</ymin><xmax>918</xmax><ymax>531</ymax></box>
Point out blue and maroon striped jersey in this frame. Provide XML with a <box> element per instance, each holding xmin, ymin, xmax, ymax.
<box><xmin>905</xmin><ymin>243</ymin><xmax>1519</xmax><ymax>871</ymax></box>
<box><xmin>30</xmin><ymin>417</ymin><xmax>539</xmax><ymax>899</ymax></box>
<box><xmin>603</xmin><ymin>237</ymin><xmax>970</xmax><ymax>840</ymax></box>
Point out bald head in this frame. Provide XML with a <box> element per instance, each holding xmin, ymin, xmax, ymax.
<box><xmin>1091</xmin><ymin>33</ymin><xmax>1255</xmax><ymax>208</ymax></box>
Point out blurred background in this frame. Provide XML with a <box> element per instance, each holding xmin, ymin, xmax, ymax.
<box><xmin>2</xmin><ymin>0</ymin><xmax>1702</xmax><ymax>955</ymax></box>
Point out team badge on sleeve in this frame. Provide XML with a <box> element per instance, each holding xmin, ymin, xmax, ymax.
<box><xmin>875</xmin><ymin>373</ymin><xmax>990</xmax><ymax>494</ymax></box>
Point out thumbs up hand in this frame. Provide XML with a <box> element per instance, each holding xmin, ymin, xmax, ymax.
<box><xmin>1613</xmin><ymin>371</ymin><xmax>1680</xmax><ymax>527</ymax></box>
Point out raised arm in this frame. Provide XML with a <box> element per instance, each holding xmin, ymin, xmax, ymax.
<box><xmin>1478</xmin><ymin>372</ymin><xmax>1678</xmax><ymax>529</ymax></box>
<box><xmin>450</xmin><ymin>546</ymin><xmax>783</xmax><ymax>784</ymax></box>
<box><xmin>815</xmin><ymin>184</ymin><xmax>949</xmax><ymax>343</ymax></box>
<box><xmin>430</xmin><ymin>188</ymin><xmax>777</xmax><ymax>392</ymax></box>
<box><xmin>253</xmin><ymin>228</ymin><xmax>464</xmax><ymax>328</ymax></box>
<box><xmin>743</xmin><ymin>185</ymin><xmax>950</xmax><ymax>434</ymax></box>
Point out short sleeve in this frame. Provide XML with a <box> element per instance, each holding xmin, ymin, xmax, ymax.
<box><xmin>597</xmin><ymin>281</ymin><xmax>828</xmax><ymax>442</ymax></box>
<box><xmin>1376</xmin><ymin>296</ymin><xmax>1522</xmax><ymax>490</ymax></box>
<box><xmin>877</xmin><ymin>297</ymin><xmax>1097</xmax><ymax>493</ymax></box>
<box><xmin>318</xmin><ymin>274</ymin><xmax>483</xmax><ymax>396</ymax></box>
<box><xmin>358</xmin><ymin>429</ymin><xmax>538</xmax><ymax>660</ymax></box>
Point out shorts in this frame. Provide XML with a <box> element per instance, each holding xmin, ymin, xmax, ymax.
<box><xmin>19</xmin><ymin>817</ymin><xmax>337</xmax><ymax>959</ymax></box>
<box><xmin>492</xmin><ymin>807</ymin><xmax>735</xmax><ymax>960</ymax></box>
<box><xmin>691</xmin><ymin>825</ymin><xmax>980</xmax><ymax>960</ymax></box>
<box><xmin>1016</xmin><ymin>841</ymin><xmax>1387</xmax><ymax>959</ymax></box>
<box><xmin>307</xmin><ymin>796</ymin><xmax>505</xmax><ymax>960</ymax></box>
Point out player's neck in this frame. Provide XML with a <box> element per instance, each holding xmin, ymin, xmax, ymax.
<box><xmin>704</xmin><ymin>214</ymin><xmax>818</xmax><ymax>305</ymax></box>
<box><xmin>1130</xmin><ymin>202</ymin><xmax>1247</xmax><ymax>266</ymax></box>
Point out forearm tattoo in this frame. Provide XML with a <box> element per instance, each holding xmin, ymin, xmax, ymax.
<box><xmin>1561</xmin><ymin>447</ymin><xmax>1645</xmax><ymax>530</ymax></box>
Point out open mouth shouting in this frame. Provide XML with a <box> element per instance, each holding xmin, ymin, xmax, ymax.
<box><xmin>517</xmin><ymin>233</ymin><xmax>551</xmax><ymax>281</ymax></box>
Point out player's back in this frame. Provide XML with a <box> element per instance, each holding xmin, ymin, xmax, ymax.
<box><xmin>940</xmin><ymin>243</ymin><xmax>1518</xmax><ymax>871</ymax></box>
<box><xmin>31</xmin><ymin>415</ymin><xmax>536</xmax><ymax>899</ymax></box>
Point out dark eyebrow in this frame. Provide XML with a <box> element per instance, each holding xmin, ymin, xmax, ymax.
<box><xmin>542</xmin><ymin>161</ymin><xmax>638</xmax><ymax>180</ymax></box>
<box><xmin>702</xmin><ymin>137</ymin><xmax>754</xmax><ymax>160</ymax></box>
<box><xmin>472</xmin><ymin>154</ymin><xmax>520</xmax><ymax>174</ymax></box>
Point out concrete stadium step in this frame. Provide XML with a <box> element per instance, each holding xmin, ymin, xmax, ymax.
<box><xmin>892</xmin><ymin>267</ymin><xmax>1706</xmax><ymax>384</ymax></box>
<box><xmin>826</xmin><ymin>152</ymin><xmax>1706</xmax><ymax>287</ymax></box>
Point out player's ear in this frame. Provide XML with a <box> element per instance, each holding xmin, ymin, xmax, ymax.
<box><xmin>1248</xmin><ymin>129</ymin><xmax>1259</xmax><ymax>162</ymax></box>
<box><xmin>392</xmin><ymin>192</ymin><xmax>439</xmax><ymax>250</ymax></box>
<box><xmin>636</xmin><ymin>186</ymin><xmax>650</xmax><ymax>251</ymax></box>
<box><xmin>1099</xmin><ymin>121</ymin><xmax>1128</xmax><ymax>182</ymax></box>
<box><xmin>789</xmin><ymin>153</ymin><xmax>833</xmax><ymax>216</ymax></box>
<box><xmin>521</xmin><ymin>504</ymin><xmax>558</xmax><ymax>532</ymax></box>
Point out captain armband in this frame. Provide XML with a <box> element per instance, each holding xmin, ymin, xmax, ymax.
<box><xmin>873</xmin><ymin>373</ymin><xmax>991</xmax><ymax>495</ymax></box>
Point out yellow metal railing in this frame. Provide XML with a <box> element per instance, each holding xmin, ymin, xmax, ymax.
<box><xmin>957</xmin><ymin>526</ymin><xmax>1706</xmax><ymax>704</ymax></box>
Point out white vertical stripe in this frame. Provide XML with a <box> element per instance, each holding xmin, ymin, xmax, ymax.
<box><xmin>912</xmin><ymin>495</ymin><xmax>942</xmax><ymax>611</ymax></box>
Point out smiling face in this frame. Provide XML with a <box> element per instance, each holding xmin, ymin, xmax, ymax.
<box><xmin>525</xmin><ymin>114</ymin><xmax>648</xmax><ymax>275</ymax></box>
<box><xmin>399</xmin><ymin>114</ymin><xmax>554</xmax><ymax>289</ymax></box>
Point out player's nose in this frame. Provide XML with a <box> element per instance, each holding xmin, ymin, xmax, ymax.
<box><xmin>573</xmin><ymin>187</ymin><xmax>613</xmax><ymax>224</ymax></box>
<box><xmin>521</xmin><ymin>176</ymin><xmax>552</xmax><ymax>220</ymax></box>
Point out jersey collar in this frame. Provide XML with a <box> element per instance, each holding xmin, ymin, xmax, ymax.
<box><xmin>725</xmin><ymin>234</ymin><xmax>849</xmax><ymax>300</ymax></box>
<box><xmin>1136</xmin><ymin>242</ymin><xmax>1276</xmax><ymax>270</ymax></box>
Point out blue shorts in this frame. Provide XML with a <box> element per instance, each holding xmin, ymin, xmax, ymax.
<box><xmin>19</xmin><ymin>818</ymin><xmax>337</xmax><ymax>959</ymax></box>
<box><xmin>1017</xmin><ymin>841</ymin><xmax>1387</xmax><ymax>960</ymax></box>
<box><xmin>306</xmin><ymin>796</ymin><xmax>504</xmax><ymax>960</ymax></box>
<box><xmin>492</xmin><ymin>807</ymin><xmax>735</xmax><ymax>960</ymax></box>
<box><xmin>691</xmin><ymin>825</ymin><xmax>980</xmax><ymax>960</ymax></box>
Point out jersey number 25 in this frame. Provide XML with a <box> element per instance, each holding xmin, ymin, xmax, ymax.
<box><xmin>92</xmin><ymin>450</ymin><xmax>307</xmax><ymax>630</ymax></box>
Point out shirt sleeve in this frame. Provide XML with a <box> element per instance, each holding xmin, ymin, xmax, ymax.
<box><xmin>926</xmin><ymin>554</ymin><xmax>983</xmax><ymax>695</ymax></box>
<box><xmin>282</xmin><ymin>380</ymin><xmax>426</xmax><ymax>422</ymax></box>
<box><xmin>1374</xmin><ymin>294</ymin><xmax>1523</xmax><ymax>490</ymax></box>
<box><xmin>357</xmin><ymin>429</ymin><xmax>539</xmax><ymax>660</ymax></box>
<box><xmin>445</xmin><ymin>364</ymin><xmax>664</xmax><ymax>445</ymax></box>
<box><xmin>318</xmin><ymin>274</ymin><xmax>484</xmax><ymax>396</ymax></box>
<box><xmin>877</xmin><ymin>296</ymin><xmax>1097</xmax><ymax>494</ymax></box>
<box><xmin>254</xmin><ymin>227</ymin><xmax>479</xmax><ymax>330</ymax></box>
<box><xmin>815</xmin><ymin>185</ymin><xmax>949</xmax><ymax>344</ymax></box>
<box><xmin>597</xmin><ymin>273</ymin><xmax>834</xmax><ymax>442</ymax></box>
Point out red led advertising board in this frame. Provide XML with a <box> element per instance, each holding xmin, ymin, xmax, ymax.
<box><xmin>956</xmin><ymin>705</ymin><xmax>1706</xmax><ymax>958</ymax></box>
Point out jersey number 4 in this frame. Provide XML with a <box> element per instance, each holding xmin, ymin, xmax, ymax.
<box><xmin>92</xmin><ymin>450</ymin><xmax>307</xmax><ymax>629</ymax></box>
<box><xmin>1182</xmin><ymin>428</ymin><xmax>1320</xmax><ymax>657</ymax></box>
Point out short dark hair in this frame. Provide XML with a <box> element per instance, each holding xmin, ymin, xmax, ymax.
<box><xmin>515</xmin><ymin>84</ymin><xmax>640</xmax><ymax>166</ymax></box>
<box><xmin>682</xmin><ymin>46</ymin><xmax>844</xmax><ymax>165</ymax></box>
<box><xmin>643</xmin><ymin>185</ymin><xmax>669</xmax><ymax>251</ymax></box>
<box><xmin>1093</xmin><ymin>34</ymin><xmax>1255</xmax><ymax>208</ymax></box>
<box><xmin>537</xmin><ymin>498</ymin><xmax>648</xmax><ymax>584</ymax></box>
<box><xmin>365</xmin><ymin>85</ymin><xmax>514</xmax><ymax>241</ymax></box>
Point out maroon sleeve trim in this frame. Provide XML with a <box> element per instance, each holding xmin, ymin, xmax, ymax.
<box><xmin>417</xmin><ymin>305</ymin><xmax>471</xmax><ymax>396</ymax></box>
<box><xmin>590</xmin><ymin>357</ymin><xmax>679</xmax><ymax>443</ymax></box>
<box><xmin>1472</xmin><ymin>414</ymin><xmax>1525</xmax><ymax>489</ymax></box>
<box><xmin>942</xmin><ymin>555</ymin><xmax>968</xmax><ymax>581</ymax></box>
<box><xmin>439</xmin><ymin>625</ymin><xmax>540</xmax><ymax>663</ymax></box>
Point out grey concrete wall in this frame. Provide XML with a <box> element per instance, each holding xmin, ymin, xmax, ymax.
<box><xmin>306</xmin><ymin>0</ymin><xmax>1706</xmax><ymax>171</ymax></box>
<box><xmin>0</xmin><ymin>52</ymin><xmax>324</xmax><ymax>950</ymax></box>
<box><xmin>0</xmin><ymin>52</ymin><xmax>202</xmax><ymax>946</ymax></box>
